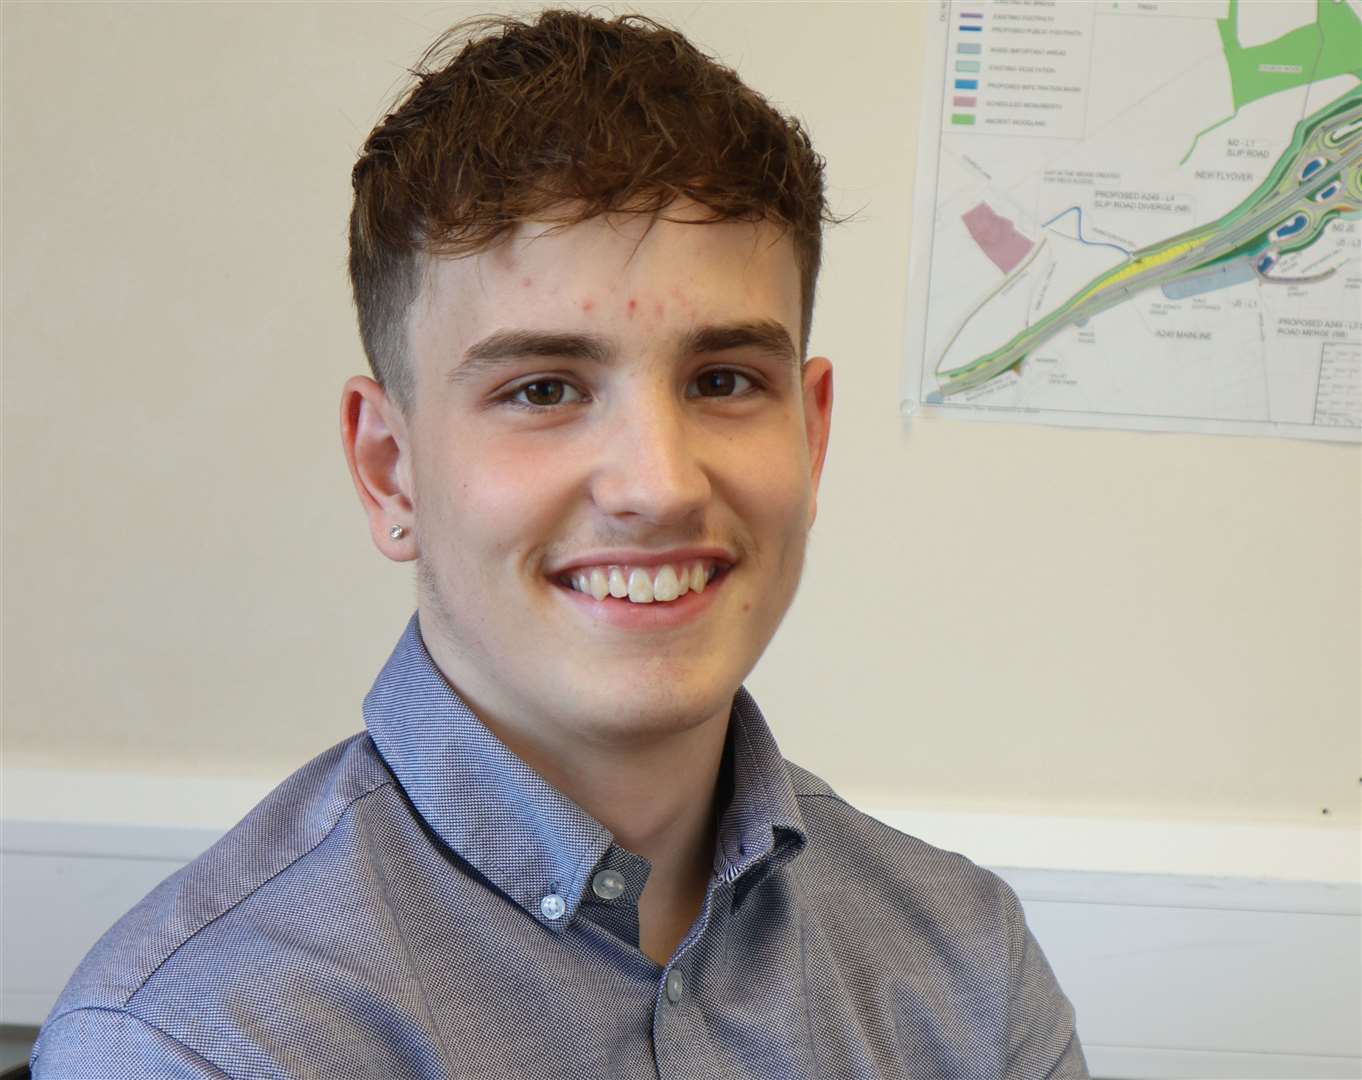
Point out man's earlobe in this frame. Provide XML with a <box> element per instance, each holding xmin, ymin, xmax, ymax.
<box><xmin>340</xmin><ymin>375</ymin><xmax>418</xmax><ymax>563</ymax></box>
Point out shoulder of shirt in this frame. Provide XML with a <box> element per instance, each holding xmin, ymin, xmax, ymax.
<box><xmin>783</xmin><ymin>759</ymin><xmax>1023</xmax><ymax>923</ymax></box>
<box><xmin>39</xmin><ymin>732</ymin><xmax>396</xmax><ymax>1031</ymax></box>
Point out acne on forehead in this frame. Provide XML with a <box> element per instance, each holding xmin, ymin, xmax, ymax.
<box><xmin>574</xmin><ymin>292</ymin><xmax>685</xmax><ymax>318</ymax></box>
<box><xmin>418</xmin><ymin>216</ymin><xmax>800</xmax><ymax>361</ymax></box>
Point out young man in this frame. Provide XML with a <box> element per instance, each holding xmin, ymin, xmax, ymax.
<box><xmin>33</xmin><ymin>11</ymin><xmax>1086</xmax><ymax>1078</ymax></box>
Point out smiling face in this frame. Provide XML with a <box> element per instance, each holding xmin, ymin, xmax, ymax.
<box><xmin>343</xmin><ymin>208</ymin><xmax>832</xmax><ymax>759</ymax></box>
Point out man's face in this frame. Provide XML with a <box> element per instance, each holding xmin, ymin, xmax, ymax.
<box><xmin>350</xmin><ymin>207</ymin><xmax>832</xmax><ymax>754</ymax></box>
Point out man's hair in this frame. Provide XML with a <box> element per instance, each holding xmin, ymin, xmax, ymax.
<box><xmin>348</xmin><ymin>8</ymin><xmax>831</xmax><ymax>409</ymax></box>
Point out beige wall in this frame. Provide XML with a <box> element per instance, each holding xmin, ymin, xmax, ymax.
<box><xmin>3</xmin><ymin>2</ymin><xmax>1358</xmax><ymax>826</ymax></box>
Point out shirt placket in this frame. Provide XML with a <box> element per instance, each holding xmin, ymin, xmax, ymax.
<box><xmin>649</xmin><ymin>868</ymin><xmax>744</xmax><ymax>1079</ymax></box>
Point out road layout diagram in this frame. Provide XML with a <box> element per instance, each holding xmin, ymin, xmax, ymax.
<box><xmin>902</xmin><ymin>0</ymin><xmax>1362</xmax><ymax>440</ymax></box>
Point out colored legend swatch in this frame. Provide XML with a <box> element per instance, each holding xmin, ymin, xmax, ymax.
<box><xmin>943</xmin><ymin>0</ymin><xmax>1093</xmax><ymax>139</ymax></box>
<box><xmin>949</xmin><ymin>7</ymin><xmax>985</xmax><ymax>131</ymax></box>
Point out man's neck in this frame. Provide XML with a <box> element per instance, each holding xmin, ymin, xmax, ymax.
<box><xmin>422</xmin><ymin>636</ymin><xmax>733</xmax><ymax>963</ymax></box>
<box><xmin>505</xmin><ymin>717</ymin><xmax>729</xmax><ymax>965</ymax></box>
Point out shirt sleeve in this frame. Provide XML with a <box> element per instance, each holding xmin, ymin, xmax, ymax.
<box><xmin>1003</xmin><ymin>888</ymin><xmax>1091</xmax><ymax>1080</ymax></box>
<box><xmin>32</xmin><ymin>1007</ymin><xmax>234</xmax><ymax>1080</ymax></box>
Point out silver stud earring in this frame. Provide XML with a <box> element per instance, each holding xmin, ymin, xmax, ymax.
<box><xmin>388</xmin><ymin>524</ymin><xmax>406</xmax><ymax>540</ymax></box>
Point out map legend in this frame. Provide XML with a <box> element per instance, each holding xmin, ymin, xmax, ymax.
<box><xmin>941</xmin><ymin>0</ymin><xmax>1094</xmax><ymax>139</ymax></box>
<box><xmin>949</xmin><ymin>9</ymin><xmax>983</xmax><ymax>128</ymax></box>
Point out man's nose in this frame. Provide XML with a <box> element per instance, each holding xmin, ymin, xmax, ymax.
<box><xmin>589</xmin><ymin>389</ymin><xmax>711</xmax><ymax>525</ymax></box>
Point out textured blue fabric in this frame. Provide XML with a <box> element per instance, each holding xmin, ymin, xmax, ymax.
<box><xmin>33</xmin><ymin>615</ymin><xmax>1087</xmax><ymax>1079</ymax></box>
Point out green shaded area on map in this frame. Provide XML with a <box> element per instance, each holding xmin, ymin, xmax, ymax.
<box><xmin>933</xmin><ymin>85</ymin><xmax>1362</xmax><ymax>398</ymax></box>
<box><xmin>1218</xmin><ymin>0</ymin><xmax>1361</xmax><ymax>110</ymax></box>
<box><xmin>1180</xmin><ymin>0</ymin><xmax>1361</xmax><ymax>165</ymax></box>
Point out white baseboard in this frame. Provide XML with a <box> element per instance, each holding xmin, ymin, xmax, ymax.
<box><xmin>1082</xmin><ymin>1044</ymin><xmax>1362</xmax><ymax>1080</ymax></box>
<box><xmin>3</xmin><ymin>769</ymin><xmax>1359</xmax><ymax>1079</ymax></box>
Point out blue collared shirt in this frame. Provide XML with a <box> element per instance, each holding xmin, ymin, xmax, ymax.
<box><xmin>34</xmin><ymin>616</ymin><xmax>1087</xmax><ymax>1079</ymax></box>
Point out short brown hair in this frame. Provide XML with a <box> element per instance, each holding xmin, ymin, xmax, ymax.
<box><xmin>348</xmin><ymin>9</ymin><xmax>830</xmax><ymax>409</ymax></box>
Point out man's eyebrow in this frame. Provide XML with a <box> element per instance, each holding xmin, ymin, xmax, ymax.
<box><xmin>447</xmin><ymin>320</ymin><xmax>798</xmax><ymax>386</ymax></box>
<box><xmin>681</xmin><ymin>320</ymin><xmax>798</xmax><ymax>367</ymax></box>
<box><xmin>448</xmin><ymin>330</ymin><xmax>615</xmax><ymax>385</ymax></box>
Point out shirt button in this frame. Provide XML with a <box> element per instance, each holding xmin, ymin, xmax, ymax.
<box><xmin>591</xmin><ymin>869</ymin><xmax>626</xmax><ymax>900</ymax></box>
<box><xmin>540</xmin><ymin>893</ymin><xmax>566</xmax><ymax>921</ymax></box>
<box><xmin>665</xmin><ymin>969</ymin><xmax>686</xmax><ymax>1004</ymax></box>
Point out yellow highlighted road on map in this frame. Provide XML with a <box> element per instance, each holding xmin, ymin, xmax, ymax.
<box><xmin>1072</xmin><ymin>237</ymin><xmax>1206</xmax><ymax>307</ymax></box>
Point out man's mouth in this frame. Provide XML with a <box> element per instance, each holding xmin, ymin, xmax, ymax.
<box><xmin>555</xmin><ymin>559</ymin><xmax>728</xmax><ymax>605</ymax></box>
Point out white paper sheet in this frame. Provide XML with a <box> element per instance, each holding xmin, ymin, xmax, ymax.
<box><xmin>901</xmin><ymin>0</ymin><xmax>1362</xmax><ymax>441</ymax></box>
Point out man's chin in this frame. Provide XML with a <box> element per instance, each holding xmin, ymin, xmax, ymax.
<box><xmin>553</xmin><ymin>683</ymin><xmax>737</xmax><ymax>747</ymax></box>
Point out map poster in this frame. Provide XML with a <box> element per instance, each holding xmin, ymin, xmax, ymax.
<box><xmin>901</xmin><ymin>0</ymin><xmax>1362</xmax><ymax>441</ymax></box>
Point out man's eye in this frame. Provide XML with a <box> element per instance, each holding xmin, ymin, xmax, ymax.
<box><xmin>510</xmin><ymin>379</ymin><xmax>583</xmax><ymax>408</ymax></box>
<box><xmin>691</xmin><ymin>369</ymin><xmax>754</xmax><ymax>398</ymax></box>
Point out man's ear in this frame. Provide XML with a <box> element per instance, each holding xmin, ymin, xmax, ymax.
<box><xmin>800</xmin><ymin>357</ymin><xmax>833</xmax><ymax>528</ymax></box>
<box><xmin>340</xmin><ymin>375</ymin><xmax>418</xmax><ymax>563</ymax></box>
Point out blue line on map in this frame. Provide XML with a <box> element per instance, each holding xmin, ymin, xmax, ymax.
<box><xmin>1041</xmin><ymin>206</ymin><xmax>1133</xmax><ymax>255</ymax></box>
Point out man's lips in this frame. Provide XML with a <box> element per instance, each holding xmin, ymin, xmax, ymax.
<box><xmin>550</xmin><ymin>560</ymin><xmax>729</xmax><ymax>628</ymax></box>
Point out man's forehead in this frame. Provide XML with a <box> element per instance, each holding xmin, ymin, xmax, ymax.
<box><xmin>412</xmin><ymin>213</ymin><xmax>801</xmax><ymax>343</ymax></box>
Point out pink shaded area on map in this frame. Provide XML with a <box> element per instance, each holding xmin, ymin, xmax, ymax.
<box><xmin>961</xmin><ymin>202</ymin><xmax>1033</xmax><ymax>274</ymax></box>
<box><xmin>953</xmin><ymin>95</ymin><xmax>977</xmax><ymax>106</ymax></box>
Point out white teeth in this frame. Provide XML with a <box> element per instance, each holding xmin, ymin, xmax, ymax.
<box><xmin>563</xmin><ymin>560</ymin><xmax>721</xmax><ymax>604</ymax></box>
<box><xmin>627</xmin><ymin>568</ymin><xmax>654</xmax><ymax>603</ymax></box>
<box><xmin>653</xmin><ymin>565</ymin><xmax>681</xmax><ymax>602</ymax></box>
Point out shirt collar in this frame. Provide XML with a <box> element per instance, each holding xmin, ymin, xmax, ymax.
<box><xmin>363</xmin><ymin>614</ymin><xmax>808</xmax><ymax>925</ymax></box>
<box><xmin>711</xmin><ymin>686</ymin><xmax>808</xmax><ymax>904</ymax></box>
